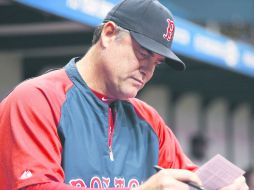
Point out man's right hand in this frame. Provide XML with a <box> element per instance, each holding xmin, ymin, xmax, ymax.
<box><xmin>132</xmin><ymin>168</ymin><xmax>202</xmax><ymax>190</ymax></box>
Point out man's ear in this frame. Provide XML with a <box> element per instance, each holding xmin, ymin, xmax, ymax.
<box><xmin>100</xmin><ymin>21</ymin><xmax>118</xmax><ymax>48</ymax></box>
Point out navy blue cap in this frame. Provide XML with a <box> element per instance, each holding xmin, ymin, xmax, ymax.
<box><xmin>104</xmin><ymin>0</ymin><xmax>186</xmax><ymax>71</ymax></box>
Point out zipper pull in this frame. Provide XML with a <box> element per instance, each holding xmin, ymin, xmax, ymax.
<box><xmin>109</xmin><ymin>146</ymin><xmax>114</xmax><ymax>161</ymax></box>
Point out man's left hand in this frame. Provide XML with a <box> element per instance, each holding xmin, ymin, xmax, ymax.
<box><xmin>220</xmin><ymin>176</ymin><xmax>249</xmax><ymax>190</ymax></box>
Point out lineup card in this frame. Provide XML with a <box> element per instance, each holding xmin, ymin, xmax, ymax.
<box><xmin>195</xmin><ymin>154</ymin><xmax>245</xmax><ymax>190</ymax></box>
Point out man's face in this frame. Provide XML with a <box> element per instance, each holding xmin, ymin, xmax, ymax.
<box><xmin>100</xmin><ymin>23</ymin><xmax>165</xmax><ymax>100</ymax></box>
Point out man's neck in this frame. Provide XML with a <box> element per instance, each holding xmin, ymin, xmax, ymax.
<box><xmin>76</xmin><ymin>46</ymin><xmax>110</xmax><ymax>98</ymax></box>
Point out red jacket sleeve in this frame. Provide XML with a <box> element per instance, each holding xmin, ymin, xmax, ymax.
<box><xmin>129</xmin><ymin>98</ymin><xmax>198</xmax><ymax>171</ymax></box>
<box><xmin>0</xmin><ymin>71</ymin><xmax>72</xmax><ymax>190</ymax></box>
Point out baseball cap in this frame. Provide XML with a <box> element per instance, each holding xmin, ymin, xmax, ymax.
<box><xmin>104</xmin><ymin>0</ymin><xmax>186</xmax><ymax>71</ymax></box>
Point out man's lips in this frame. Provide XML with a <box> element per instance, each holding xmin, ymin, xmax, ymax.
<box><xmin>131</xmin><ymin>77</ymin><xmax>144</xmax><ymax>86</ymax></box>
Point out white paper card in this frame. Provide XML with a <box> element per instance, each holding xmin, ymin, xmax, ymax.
<box><xmin>195</xmin><ymin>154</ymin><xmax>245</xmax><ymax>190</ymax></box>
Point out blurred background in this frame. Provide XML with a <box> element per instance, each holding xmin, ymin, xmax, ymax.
<box><xmin>0</xmin><ymin>0</ymin><xmax>254</xmax><ymax>170</ymax></box>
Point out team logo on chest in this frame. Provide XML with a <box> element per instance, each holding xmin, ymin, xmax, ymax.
<box><xmin>163</xmin><ymin>18</ymin><xmax>175</xmax><ymax>42</ymax></box>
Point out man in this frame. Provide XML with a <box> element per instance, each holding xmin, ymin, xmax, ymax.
<box><xmin>0</xmin><ymin>0</ymin><xmax>248</xmax><ymax>189</ymax></box>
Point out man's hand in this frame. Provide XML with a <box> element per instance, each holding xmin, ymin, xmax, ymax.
<box><xmin>132</xmin><ymin>169</ymin><xmax>202</xmax><ymax>190</ymax></box>
<box><xmin>220</xmin><ymin>176</ymin><xmax>249</xmax><ymax>190</ymax></box>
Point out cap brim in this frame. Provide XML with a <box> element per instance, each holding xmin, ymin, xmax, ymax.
<box><xmin>130</xmin><ymin>31</ymin><xmax>186</xmax><ymax>71</ymax></box>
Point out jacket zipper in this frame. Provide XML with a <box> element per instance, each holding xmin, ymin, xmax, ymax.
<box><xmin>108</xmin><ymin>106</ymin><xmax>115</xmax><ymax>161</ymax></box>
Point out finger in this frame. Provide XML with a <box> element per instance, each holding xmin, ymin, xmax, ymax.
<box><xmin>234</xmin><ymin>176</ymin><xmax>248</xmax><ymax>190</ymax></box>
<box><xmin>158</xmin><ymin>174</ymin><xmax>191</xmax><ymax>190</ymax></box>
<box><xmin>171</xmin><ymin>178</ymin><xmax>190</xmax><ymax>190</ymax></box>
<box><xmin>235</xmin><ymin>176</ymin><xmax>249</xmax><ymax>190</ymax></box>
<box><xmin>159</xmin><ymin>169</ymin><xmax>203</xmax><ymax>186</ymax></box>
<box><xmin>220</xmin><ymin>176</ymin><xmax>249</xmax><ymax>190</ymax></box>
<box><xmin>234</xmin><ymin>176</ymin><xmax>246</xmax><ymax>184</ymax></box>
<box><xmin>240</xmin><ymin>183</ymin><xmax>249</xmax><ymax>190</ymax></box>
<box><xmin>141</xmin><ymin>170</ymin><xmax>192</xmax><ymax>190</ymax></box>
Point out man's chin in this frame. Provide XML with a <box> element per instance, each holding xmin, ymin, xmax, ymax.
<box><xmin>118</xmin><ymin>91</ymin><xmax>138</xmax><ymax>100</ymax></box>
